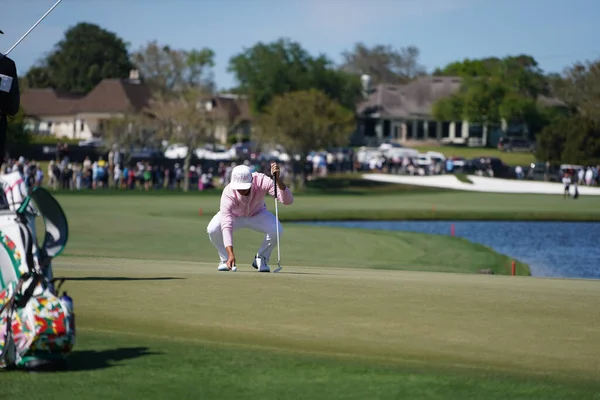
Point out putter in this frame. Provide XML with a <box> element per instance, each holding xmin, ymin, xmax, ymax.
<box><xmin>272</xmin><ymin>172</ymin><xmax>282</xmax><ymax>273</ymax></box>
<box><xmin>2</xmin><ymin>0</ymin><xmax>63</xmax><ymax>58</ymax></box>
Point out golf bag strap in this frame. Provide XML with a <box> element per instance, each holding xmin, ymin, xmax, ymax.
<box><xmin>51</xmin><ymin>277</ymin><xmax>66</xmax><ymax>294</ymax></box>
<box><xmin>15</xmin><ymin>214</ymin><xmax>36</xmax><ymax>274</ymax></box>
<box><xmin>0</xmin><ymin>274</ymin><xmax>27</xmax><ymax>315</ymax></box>
<box><xmin>15</xmin><ymin>273</ymin><xmax>41</xmax><ymax>309</ymax></box>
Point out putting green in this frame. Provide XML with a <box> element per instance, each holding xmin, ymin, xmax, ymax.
<box><xmin>4</xmin><ymin>258</ymin><xmax>600</xmax><ymax>399</ymax></box>
<box><xmin>53</xmin><ymin>194</ymin><xmax>528</xmax><ymax>275</ymax></box>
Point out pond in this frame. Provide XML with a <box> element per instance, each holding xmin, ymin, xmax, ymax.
<box><xmin>299</xmin><ymin>221</ymin><xmax>600</xmax><ymax>280</ymax></box>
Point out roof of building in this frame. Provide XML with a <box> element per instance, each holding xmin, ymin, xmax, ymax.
<box><xmin>209</xmin><ymin>94</ymin><xmax>252</xmax><ymax>121</ymax></box>
<box><xmin>21</xmin><ymin>79</ymin><xmax>252</xmax><ymax>122</ymax></box>
<box><xmin>356</xmin><ymin>76</ymin><xmax>566</xmax><ymax>119</ymax></box>
<box><xmin>76</xmin><ymin>79</ymin><xmax>152</xmax><ymax>114</ymax></box>
<box><xmin>21</xmin><ymin>78</ymin><xmax>151</xmax><ymax>117</ymax></box>
<box><xmin>356</xmin><ymin>76</ymin><xmax>463</xmax><ymax>118</ymax></box>
<box><xmin>20</xmin><ymin>88</ymin><xmax>83</xmax><ymax>116</ymax></box>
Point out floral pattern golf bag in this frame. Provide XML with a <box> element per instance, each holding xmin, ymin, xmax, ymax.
<box><xmin>0</xmin><ymin>171</ymin><xmax>73</xmax><ymax>370</ymax></box>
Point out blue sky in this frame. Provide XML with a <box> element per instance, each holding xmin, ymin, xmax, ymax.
<box><xmin>2</xmin><ymin>0</ymin><xmax>599</xmax><ymax>91</ymax></box>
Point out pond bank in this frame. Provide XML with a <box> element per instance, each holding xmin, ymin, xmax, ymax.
<box><xmin>298</xmin><ymin>221</ymin><xmax>600</xmax><ymax>279</ymax></box>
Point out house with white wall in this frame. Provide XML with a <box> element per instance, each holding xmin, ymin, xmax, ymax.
<box><xmin>21</xmin><ymin>71</ymin><xmax>152</xmax><ymax>140</ymax></box>
<box><xmin>20</xmin><ymin>72</ymin><xmax>252</xmax><ymax>145</ymax></box>
<box><xmin>206</xmin><ymin>94</ymin><xmax>252</xmax><ymax>144</ymax></box>
<box><xmin>353</xmin><ymin>76</ymin><xmax>566</xmax><ymax>148</ymax></box>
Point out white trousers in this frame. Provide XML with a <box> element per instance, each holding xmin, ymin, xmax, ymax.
<box><xmin>206</xmin><ymin>209</ymin><xmax>283</xmax><ymax>262</ymax></box>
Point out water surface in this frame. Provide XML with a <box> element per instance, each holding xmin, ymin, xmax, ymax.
<box><xmin>300</xmin><ymin>221</ymin><xmax>600</xmax><ymax>279</ymax></box>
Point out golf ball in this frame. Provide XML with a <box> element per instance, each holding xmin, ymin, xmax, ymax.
<box><xmin>231</xmin><ymin>266</ymin><xmax>237</xmax><ymax>272</ymax></box>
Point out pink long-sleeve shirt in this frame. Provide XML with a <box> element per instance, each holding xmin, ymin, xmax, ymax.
<box><xmin>220</xmin><ymin>172</ymin><xmax>294</xmax><ymax>247</ymax></box>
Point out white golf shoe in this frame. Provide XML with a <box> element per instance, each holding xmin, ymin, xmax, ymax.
<box><xmin>217</xmin><ymin>262</ymin><xmax>229</xmax><ymax>271</ymax></box>
<box><xmin>252</xmin><ymin>255</ymin><xmax>270</xmax><ymax>272</ymax></box>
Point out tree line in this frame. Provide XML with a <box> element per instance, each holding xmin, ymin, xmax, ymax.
<box><xmin>9</xmin><ymin>22</ymin><xmax>600</xmax><ymax>181</ymax></box>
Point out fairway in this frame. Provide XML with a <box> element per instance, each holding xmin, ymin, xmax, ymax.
<box><xmin>3</xmin><ymin>191</ymin><xmax>600</xmax><ymax>398</ymax></box>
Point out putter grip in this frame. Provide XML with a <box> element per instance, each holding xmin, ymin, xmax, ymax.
<box><xmin>273</xmin><ymin>173</ymin><xmax>277</xmax><ymax>198</ymax></box>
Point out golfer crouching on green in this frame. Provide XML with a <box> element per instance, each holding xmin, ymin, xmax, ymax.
<box><xmin>206</xmin><ymin>162</ymin><xmax>294</xmax><ymax>272</ymax></box>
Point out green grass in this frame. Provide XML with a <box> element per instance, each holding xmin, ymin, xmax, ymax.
<box><xmin>3</xmin><ymin>191</ymin><xmax>599</xmax><ymax>398</ymax></box>
<box><xmin>52</xmin><ymin>194</ymin><xmax>529</xmax><ymax>275</ymax></box>
<box><xmin>414</xmin><ymin>145</ymin><xmax>536</xmax><ymax>166</ymax></box>
<box><xmin>454</xmin><ymin>173</ymin><xmax>474</xmax><ymax>184</ymax></box>
<box><xmin>4</xmin><ymin>260</ymin><xmax>600</xmax><ymax>399</ymax></box>
<box><xmin>48</xmin><ymin>175</ymin><xmax>600</xmax><ymax>222</ymax></box>
<box><xmin>282</xmin><ymin>185</ymin><xmax>600</xmax><ymax>222</ymax></box>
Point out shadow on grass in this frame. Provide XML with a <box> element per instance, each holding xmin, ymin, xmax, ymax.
<box><xmin>22</xmin><ymin>347</ymin><xmax>162</xmax><ymax>373</ymax></box>
<box><xmin>64</xmin><ymin>347</ymin><xmax>162</xmax><ymax>371</ymax></box>
<box><xmin>303</xmin><ymin>175</ymin><xmax>448</xmax><ymax>195</ymax></box>
<box><xmin>278</xmin><ymin>271</ymin><xmax>324</xmax><ymax>275</ymax></box>
<box><xmin>60</xmin><ymin>277</ymin><xmax>185</xmax><ymax>281</ymax></box>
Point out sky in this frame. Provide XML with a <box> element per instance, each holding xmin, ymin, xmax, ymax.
<box><xmin>2</xmin><ymin>0</ymin><xmax>599</xmax><ymax>91</ymax></box>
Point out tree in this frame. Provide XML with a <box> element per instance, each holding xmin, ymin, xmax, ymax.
<box><xmin>228</xmin><ymin>38</ymin><xmax>361</xmax><ymax>113</ymax></box>
<box><xmin>433</xmin><ymin>58</ymin><xmax>497</xmax><ymax>78</ymax></box>
<box><xmin>433</xmin><ymin>77</ymin><xmax>507</xmax><ymax>141</ymax></box>
<box><xmin>102</xmin><ymin>110</ymin><xmax>155</xmax><ymax>162</ymax></box>
<box><xmin>536</xmin><ymin>115</ymin><xmax>600</xmax><ymax>165</ymax></box>
<box><xmin>432</xmin><ymin>94</ymin><xmax>464</xmax><ymax>122</ymax></box>
<box><xmin>434</xmin><ymin>55</ymin><xmax>548</xmax><ymax>97</ymax></box>
<box><xmin>23</xmin><ymin>66</ymin><xmax>51</xmax><ymax>89</ymax></box>
<box><xmin>310</xmin><ymin>59</ymin><xmax>363</xmax><ymax>111</ymax></box>
<box><xmin>131</xmin><ymin>41</ymin><xmax>215</xmax><ymax>96</ymax></box>
<box><xmin>462</xmin><ymin>77</ymin><xmax>506</xmax><ymax>126</ymax></box>
<box><xmin>25</xmin><ymin>22</ymin><xmax>134</xmax><ymax>93</ymax></box>
<box><xmin>340</xmin><ymin>43</ymin><xmax>426</xmax><ymax>85</ymax></box>
<box><xmin>561</xmin><ymin>117</ymin><xmax>600</xmax><ymax>165</ymax></box>
<box><xmin>258</xmin><ymin>89</ymin><xmax>355</xmax><ymax>188</ymax></box>
<box><xmin>146</xmin><ymin>89</ymin><xmax>214</xmax><ymax>191</ymax></box>
<box><xmin>552</xmin><ymin>59</ymin><xmax>600</xmax><ymax>121</ymax></box>
<box><xmin>6</xmin><ymin>107</ymin><xmax>31</xmax><ymax>147</ymax></box>
<box><xmin>499</xmin><ymin>92</ymin><xmax>538</xmax><ymax>125</ymax></box>
<box><xmin>128</xmin><ymin>40</ymin><xmax>217</xmax><ymax>189</ymax></box>
<box><xmin>432</xmin><ymin>55</ymin><xmax>555</xmax><ymax>143</ymax></box>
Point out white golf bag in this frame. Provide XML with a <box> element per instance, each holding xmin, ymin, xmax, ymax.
<box><xmin>0</xmin><ymin>171</ymin><xmax>74</xmax><ymax>370</ymax></box>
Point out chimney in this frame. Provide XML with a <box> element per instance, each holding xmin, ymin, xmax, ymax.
<box><xmin>360</xmin><ymin>74</ymin><xmax>372</xmax><ymax>98</ymax></box>
<box><xmin>128</xmin><ymin>69</ymin><xmax>141</xmax><ymax>84</ymax></box>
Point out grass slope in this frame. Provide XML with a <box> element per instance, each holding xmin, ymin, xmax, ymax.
<box><xmin>4</xmin><ymin>260</ymin><xmax>600</xmax><ymax>399</ymax></box>
<box><xmin>413</xmin><ymin>145</ymin><xmax>536</xmax><ymax>166</ymax></box>
<box><xmin>55</xmin><ymin>194</ymin><xmax>529</xmax><ymax>275</ymax></box>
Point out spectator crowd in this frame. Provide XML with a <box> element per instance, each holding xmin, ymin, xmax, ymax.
<box><xmin>0</xmin><ymin>154</ymin><xmax>294</xmax><ymax>192</ymax></box>
<box><xmin>1</xmin><ymin>148</ymin><xmax>598</xmax><ymax>193</ymax></box>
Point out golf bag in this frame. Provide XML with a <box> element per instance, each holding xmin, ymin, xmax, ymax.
<box><xmin>0</xmin><ymin>171</ymin><xmax>74</xmax><ymax>370</ymax></box>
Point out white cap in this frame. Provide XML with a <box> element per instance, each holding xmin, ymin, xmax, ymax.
<box><xmin>230</xmin><ymin>165</ymin><xmax>253</xmax><ymax>190</ymax></box>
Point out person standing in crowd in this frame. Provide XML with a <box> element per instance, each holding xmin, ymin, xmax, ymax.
<box><xmin>562</xmin><ymin>171</ymin><xmax>571</xmax><ymax>199</ymax></box>
<box><xmin>0</xmin><ymin>29</ymin><xmax>20</xmax><ymax>166</ymax></box>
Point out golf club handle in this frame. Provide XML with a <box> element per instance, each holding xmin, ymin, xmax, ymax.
<box><xmin>274</xmin><ymin>184</ymin><xmax>281</xmax><ymax>264</ymax></box>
